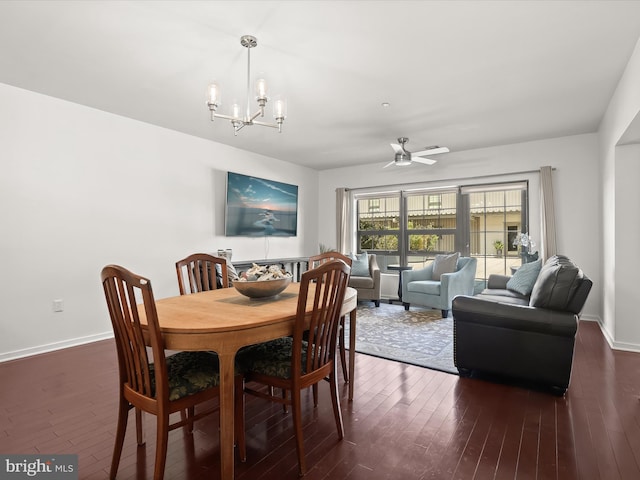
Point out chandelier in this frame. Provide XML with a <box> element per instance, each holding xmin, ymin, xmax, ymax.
<box><xmin>206</xmin><ymin>35</ymin><xmax>287</xmax><ymax>135</ymax></box>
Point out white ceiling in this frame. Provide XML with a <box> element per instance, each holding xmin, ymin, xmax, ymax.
<box><xmin>2</xmin><ymin>1</ymin><xmax>640</xmax><ymax>170</ymax></box>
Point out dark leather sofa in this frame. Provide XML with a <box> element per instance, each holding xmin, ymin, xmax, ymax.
<box><xmin>452</xmin><ymin>255</ymin><xmax>592</xmax><ymax>395</ymax></box>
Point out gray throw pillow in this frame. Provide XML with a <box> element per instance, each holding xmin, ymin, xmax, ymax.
<box><xmin>349</xmin><ymin>252</ymin><xmax>370</xmax><ymax>277</ymax></box>
<box><xmin>432</xmin><ymin>252</ymin><xmax>460</xmax><ymax>280</ymax></box>
<box><xmin>506</xmin><ymin>259</ymin><xmax>542</xmax><ymax>295</ymax></box>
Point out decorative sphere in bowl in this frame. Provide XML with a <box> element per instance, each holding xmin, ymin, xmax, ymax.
<box><xmin>233</xmin><ymin>276</ymin><xmax>292</xmax><ymax>299</ymax></box>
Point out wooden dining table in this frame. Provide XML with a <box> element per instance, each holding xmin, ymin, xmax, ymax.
<box><xmin>140</xmin><ymin>283</ymin><xmax>357</xmax><ymax>480</ymax></box>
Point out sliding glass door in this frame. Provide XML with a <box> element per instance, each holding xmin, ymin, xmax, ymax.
<box><xmin>462</xmin><ymin>182</ymin><xmax>528</xmax><ymax>280</ymax></box>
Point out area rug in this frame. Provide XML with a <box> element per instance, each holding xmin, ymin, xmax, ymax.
<box><xmin>343</xmin><ymin>302</ymin><xmax>457</xmax><ymax>375</ymax></box>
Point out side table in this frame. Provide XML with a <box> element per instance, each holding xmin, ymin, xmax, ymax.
<box><xmin>387</xmin><ymin>265</ymin><xmax>413</xmax><ymax>304</ymax></box>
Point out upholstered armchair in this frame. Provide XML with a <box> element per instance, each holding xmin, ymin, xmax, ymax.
<box><xmin>401</xmin><ymin>256</ymin><xmax>477</xmax><ymax>317</ymax></box>
<box><xmin>348</xmin><ymin>253</ymin><xmax>381</xmax><ymax>307</ymax></box>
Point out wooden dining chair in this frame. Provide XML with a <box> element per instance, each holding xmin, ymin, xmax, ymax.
<box><xmin>175</xmin><ymin>253</ymin><xmax>229</xmax><ymax>295</ymax></box>
<box><xmin>101</xmin><ymin>264</ymin><xmax>245</xmax><ymax>480</ymax></box>
<box><xmin>308</xmin><ymin>252</ymin><xmax>353</xmax><ymax>384</ymax></box>
<box><xmin>237</xmin><ymin>259</ymin><xmax>351</xmax><ymax>476</ymax></box>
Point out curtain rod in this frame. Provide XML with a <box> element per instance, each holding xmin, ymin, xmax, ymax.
<box><xmin>343</xmin><ymin>167</ymin><xmax>554</xmax><ymax>193</ymax></box>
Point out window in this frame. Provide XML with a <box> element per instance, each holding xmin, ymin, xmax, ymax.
<box><xmin>405</xmin><ymin>190</ymin><xmax>458</xmax><ymax>269</ymax></box>
<box><xmin>355</xmin><ymin>182</ymin><xmax>529</xmax><ymax>281</ymax></box>
<box><xmin>356</xmin><ymin>194</ymin><xmax>400</xmax><ymax>270</ymax></box>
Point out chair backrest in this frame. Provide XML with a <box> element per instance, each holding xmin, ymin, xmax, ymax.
<box><xmin>101</xmin><ymin>265</ymin><xmax>167</xmax><ymax>401</ymax></box>
<box><xmin>456</xmin><ymin>257</ymin><xmax>475</xmax><ymax>272</ymax></box>
<box><xmin>308</xmin><ymin>251</ymin><xmax>353</xmax><ymax>270</ymax></box>
<box><xmin>175</xmin><ymin>253</ymin><xmax>229</xmax><ymax>295</ymax></box>
<box><xmin>293</xmin><ymin>259</ymin><xmax>351</xmax><ymax>377</ymax></box>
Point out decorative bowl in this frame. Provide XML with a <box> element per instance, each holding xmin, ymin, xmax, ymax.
<box><xmin>233</xmin><ymin>277</ymin><xmax>292</xmax><ymax>299</ymax></box>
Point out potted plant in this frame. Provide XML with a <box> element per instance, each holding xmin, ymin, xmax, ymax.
<box><xmin>493</xmin><ymin>240</ymin><xmax>504</xmax><ymax>256</ymax></box>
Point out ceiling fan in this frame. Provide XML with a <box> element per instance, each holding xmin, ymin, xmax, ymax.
<box><xmin>383</xmin><ymin>137</ymin><xmax>449</xmax><ymax>168</ymax></box>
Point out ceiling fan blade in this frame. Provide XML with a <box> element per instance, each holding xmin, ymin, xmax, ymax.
<box><xmin>412</xmin><ymin>157</ymin><xmax>437</xmax><ymax>166</ymax></box>
<box><xmin>383</xmin><ymin>160</ymin><xmax>396</xmax><ymax>168</ymax></box>
<box><xmin>390</xmin><ymin>143</ymin><xmax>404</xmax><ymax>154</ymax></box>
<box><xmin>412</xmin><ymin>146</ymin><xmax>450</xmax><ymax>157</ymax></box>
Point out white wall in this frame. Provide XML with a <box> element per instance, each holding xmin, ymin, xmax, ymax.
<box><xmin>614</xmin><ymin>144</ymin><xmax>640</xmax><ymax>349</ymax></box>
<box><xmin>0</xmin><ymin>83</ymin><xmax>318</xmax><ymax>361</ymax></box>
<box><xmin>319</xmin><ymin>133</ymin><xmax>602</xmax><ymax>322</ymax></box>
<box><xmin>599</xmin><ymin>36</ymin><xmax>640</xmax><ymax>350</ymax></box>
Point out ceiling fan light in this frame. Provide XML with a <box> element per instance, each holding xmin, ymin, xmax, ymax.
<box><xmin>395</xmin><ymin>157</ymin><xmax>411</xmax><ymax>166</ymax></box>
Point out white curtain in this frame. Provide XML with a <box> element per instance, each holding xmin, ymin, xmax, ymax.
<box><xmin>540</xmin><ymin>165</ymin><xmax>557</xmax><ymax>261</ymax></box>
<box><xmin>335</xmin><ymin>188</ymin><xmax>353</xmax><ymax>254</ymax></box>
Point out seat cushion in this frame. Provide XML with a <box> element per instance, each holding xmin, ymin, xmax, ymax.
<box><xmin>476</xmin><ymin>292</ymin><xmax>530</xmax><ymax>306</ymax></box>
<box><xmin>150</xmin><ymin>351</ymin><xmax>221</xmax><ymax>401</ymax></box>
<box><xmin>236</xmin><ymin>337</ymin><xmax>308</xmax><ymax>379</ymax></box>
<box><xmin>407</xmin><ymin>280</ymin><xmax>441</xmax><ymax>295</ymax></box>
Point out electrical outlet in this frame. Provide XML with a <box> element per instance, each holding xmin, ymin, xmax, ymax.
<box><xmin>52</xmin><ymin>299</ymin><xmax>64</xmax><ymax>312</ymax></box>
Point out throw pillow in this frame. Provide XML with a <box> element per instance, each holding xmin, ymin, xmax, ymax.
<box><xmin>432</xmin><ymin>252</ymin><xmax>460</xmax><ymax>280</ymax></box>
<box><xmin>224</xmin><ymin>258</ymin><xmax>240</xmax><ymax>285</ymax></box>
<box><xmin>349</xmin><ymin>252</ymin><xmax>370</xmax><ymax>277</ymax></box>
<box><xmin>506</xmin><ymin>259</ymin><xmax>542</xmax><ymax>296</ymax></box>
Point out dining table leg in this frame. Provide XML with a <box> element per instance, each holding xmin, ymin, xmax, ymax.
<box><xmin>218</xmin><ymin>350</ymin><xmax>237</xmax><ymax>480</ymax></box>
<box><xmin>348</xmin><ymin>308</ymin><xmax>356</xmax><ymax>401</ymax></box>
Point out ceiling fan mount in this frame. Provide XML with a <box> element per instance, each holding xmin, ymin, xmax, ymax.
<box><xmin>384</xmin><ymin>137</ymin><xmax>449</xmax><ymax>168</ymax></box>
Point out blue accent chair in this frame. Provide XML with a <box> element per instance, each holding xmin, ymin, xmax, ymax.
<box><xmin>401</xmin><ymin>257</ymin><xmax>477</xmax><ymax>317</ymax></box>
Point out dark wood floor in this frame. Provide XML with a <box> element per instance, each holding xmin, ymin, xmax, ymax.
<box><xmin>2</xmin><ymin>320</ymin><xmax>640</xmax><ymax>479</ymax></box>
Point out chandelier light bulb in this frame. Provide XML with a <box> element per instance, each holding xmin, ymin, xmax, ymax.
<box><xmin>231</xmin><ymin>102</ymin><xmax>241</xmax><ymax>120</ymax></box>
<box><xmin>207</xmin><ymin>82</ymin><xmax>220</xmax><ymax>107</ymax></box>
<box><xmin>273</xmin><ymin>96</ymin><xmax>287</xmax><ymax>120</ymax></box>
<box><xmin>256</xmin><ymin>78</ymin><xmax>268</xmax><ymax>101</ymax></box>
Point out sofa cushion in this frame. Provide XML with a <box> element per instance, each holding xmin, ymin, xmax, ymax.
<box><xmin>407</xmin><ymin>280</ymin><xmax>441</xmax><ymax>296</ymax></box>
<box><xmin>349</xmin><ymin>252</ymin><xmax>370</xmax><ymax>277</ymax></box>
<box><xmin>476</xmin><ymin>290</ymin><xmax>530</xmax><ymax>306</ymax></box>
<box><xmin>529</xmin><ymin>255</ymin><xmax>584</xmax><ymax>311</ymax></box>
<box><xmin>507</xmin><ymin>259</ymin><xmax>542</xmax><ymax>295</ymax></box>
<box><xmin>432</xmin><ymin>252</ymin><xmax>460</xmax><ymax>280</ymax></box>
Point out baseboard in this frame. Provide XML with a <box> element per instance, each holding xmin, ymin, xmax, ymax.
<box><xmin>584</xmin><ymin>315</ymin><xmax>640</xmax><ymax>353</ymax></box>
<box><xmin>0</xmin><ymin>332</ymin><xmax>114</xmax><ymax>363</ymax></box>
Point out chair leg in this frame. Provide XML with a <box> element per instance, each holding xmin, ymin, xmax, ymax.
<box><xmin>403</xmin><ymin>303</ymin><xmax>410</xmax><ymax>311</ymax></box>
<box><xmin>185</xmin><ymin>407</ymin><xmax>195</xmax><ymax>433</ymax></box>
<box><xmin>110</xmin><ymin>397</ymin><xmax>130</xmax><ymax>480</ymax></box>
<box><xmin>291</xmin><ymin>388</ymin><xmax>306</xmax><ymax>477</ymax></box>
<box><xmin>441</xmin><ymin>309</ymin><xmax>448</xmax><ymax>318</ymax></box>
<box><xmin>329</xmin><ymin>364</ymin><xmax>344</xmax><ymax>441</ymax></box>
<box><xmin>282</xmin><ymin>388</ymin><xmax>289</xmax><ymax>413</ymax></box>
<box><xmin>153</xmin><ymin>413</ymin><xmax>170</xmax><ymax>480</ymax></box>
<box><xmin>338</xmin><ymin>317</ymin><xmax>348</xmax><ymax>383</ymax></box>
<box><xmin>234</xmin><ymin>376</ymin><xmax>247</xmax><ymax>462</ymax></box>
<box><xmin>135</xmin><ymin>408</ymin><xmax>145</xmax><ymax>445</ymax></box>
<box><xmin>312</xmin><ymin>383</ymin><xmax>318</xmax><ymax>407</ymax></box>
